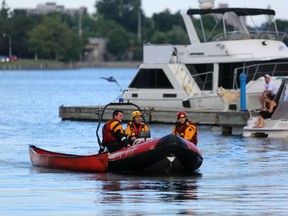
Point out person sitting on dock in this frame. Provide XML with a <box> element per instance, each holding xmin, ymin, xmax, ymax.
<box><xmin>172</xmin><ymin>111</ymin><xmax>198</xmax><ymax>145</ymax></box>
<box><xmin>102</xmin><ymin>110</ymin><xmax>130</xmax><ymax>153</ymax></box>
<box><xmin>259</xmin><ymin>74</ymin><xmax>278</xmax><ymax>110</ymax></box>
<box><xmin>125</xmin><ymin>111</ymin><xmax>150</xmax><ymax>145</ymax></box>
<box><xmin>253</xmin><ymin>93</ymin><xmax>277</xmax><ymax>128</ymax></box>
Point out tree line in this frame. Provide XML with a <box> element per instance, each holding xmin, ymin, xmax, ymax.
<box><xmin>0</xmin><ymin>0</ymin><xmax>287</xmax><ymax>62</ymax></box>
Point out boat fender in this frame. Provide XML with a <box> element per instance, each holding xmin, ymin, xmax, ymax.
<box><xmin>183</xmin><ymin>85</ymin><xmax>192</xmax><ymax>95</ymax></box>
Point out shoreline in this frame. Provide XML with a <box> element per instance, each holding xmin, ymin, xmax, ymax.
<box><xmin>0</xmin><ymin>61</ymin><xmax>141</xmax><ymax>70</ymax></box>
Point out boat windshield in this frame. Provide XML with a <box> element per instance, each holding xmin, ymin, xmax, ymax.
<box><xmin>271</xmin><ymin>79</ymin><xmax>288</xmax><ymax>120</ymax></box>
<box><xmin>187</xmin><ymin>8</ymin><xmax>285</xmax><ymax>42</ymax></box>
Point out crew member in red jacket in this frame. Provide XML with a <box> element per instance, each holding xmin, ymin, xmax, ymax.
<box><xmin>102</xmin><ymin>110</ymin><xmax>129</xmax><ymax>153</ymax></box>
<box><xmin>172</xmin><ymin>111</ymin><xmax>198</xmax><ymax>145</ymax></box>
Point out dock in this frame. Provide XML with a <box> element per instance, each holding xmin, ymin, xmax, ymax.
<box><xmin>59</xmin><ymin>105</ymin><xmax>256</xmax><ymax>134</ymax></box>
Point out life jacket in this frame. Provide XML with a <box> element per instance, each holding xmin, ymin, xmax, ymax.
<box><xmin>102</xmin><ymin>119</ymin><xmax>121</xmax><ymax>145</ymax></box>
<box><xmin>127</xmin><ymin>121</ymin><xmax>146</xmax><ymax>137</ymax></box>
<box><xmin>175</xmin><ymin>120</ymin><xmax>198</xmax><ymax>145</ymax></box>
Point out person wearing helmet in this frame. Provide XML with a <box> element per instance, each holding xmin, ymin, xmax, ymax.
<box><xmin>125</xmin><ymin>110</ymin><xmax>150</xmax><ymax>144</ymax></box>
<box><xmin>102</xmin><ymin>110</ymin><xmax>130</xmax><ymax>153</ymax></box>
<box><xmin>172</xmin><ymin>111</ymin><xmax>198</xmax><ymax>145</ymax></box>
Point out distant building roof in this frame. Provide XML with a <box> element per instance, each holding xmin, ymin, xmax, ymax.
<box><xmin>15</xmin><ymin>2</ymin><xmax>87</xmax><ymax>16</ymax></box>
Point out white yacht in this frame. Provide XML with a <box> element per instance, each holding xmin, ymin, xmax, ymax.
<box><xmin>121</xmin><ymin>1</ymin><xmax>288</xmax><ymax>110</ymax></box>
<box><xmin>243</xmin><ymin>79</ymin><xmax>288</xmax><ymax>138</ymax></box>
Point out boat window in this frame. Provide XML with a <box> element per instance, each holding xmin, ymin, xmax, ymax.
<box><xmin>186</xmin><ymin>64</ymin><xmax>213</xmax><ymax>90</ymax></box>
<box><xmin>218</xmin><ymin>63</ymin><xmax>243</xmax><ymax>89</ymax></box>
<box><xmin>129</xmin><ymin>69</ymin><xmax>173</xmax><ymax>89</ymax></box>
<box><xmin>232</xmin><ymin>61</ymin><xmax>288</xmax><ymax>89</ymax></box>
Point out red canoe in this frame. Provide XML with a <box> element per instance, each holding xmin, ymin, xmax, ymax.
<box><xmin>29</xmin><ymin>145</ymin><xmax>108</xmax><ymax>172</ymax></box>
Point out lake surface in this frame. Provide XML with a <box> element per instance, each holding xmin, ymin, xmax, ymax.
<box><xmin>0</xmin><ymin>68</ymin><xmax>287</xmax><ymax>215</ymax></box>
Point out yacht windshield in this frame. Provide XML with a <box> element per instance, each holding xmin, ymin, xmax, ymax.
<box><xmin>187</xmin><ymin>8</ymin><xmax>285</xmax><ymax>42</ymax></box>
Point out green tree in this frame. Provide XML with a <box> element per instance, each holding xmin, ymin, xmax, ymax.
<box><xmin>140</xmin><ymin>16</ymin><xmax>154</xmax><ymax>43</ymax></box>
<box><xmin>28</xmin><ymin>15</ymin><xmax>82</xmax><ymax>61</ymax></box>
<box><xmin>152</xmin><ymin>9</ymin><xmax>184</xmax><ymax>32</ymax></box>
<box><xmin>95</xmin><ymin>0</ymin><xmax>142</xmax><ymax>33</ymax></box>
<box><xmin>9</xmin><ymin>10</ymin><xmax>42</xmax><ymax>58</ymax></box>
<box><xmin>94</xmin><ymin>15</ymin><xmax>120</xmax><ymax>36</ymax></box>
<box><xmin>166</xmin><ymin>26</ymin><xmax>189</xmax><ymax>44</ymax></box>
<box><xmin>151</xmin><ymin>31</ymin><xmax>167</xmax><ymax>43</ymax></box>
<box><xmin>0</xmin><ymin>0</ymin><xmax>12</xmax><ymax>54</ymax></box>
<box><xmin>93</xmin><ymin>15</ymin><xmax>130</xmax><ymax>59</ymax></box>
<box><xmin>106</xmin><ymin>27</ymin><xmax>130</xmax><ymax>60</ymax></box>
<box><xmin>80</xmin><ymin>14</ymin><xmax>98</xmax><ymax>37</ymax></box>
<box><xmin>0</xmin><ymin>0</ymin><xmax>9</xmax><ymax>19</ymax></box>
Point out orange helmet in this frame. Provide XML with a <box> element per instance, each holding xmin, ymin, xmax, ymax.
<box><xmin>132</xmin><ymin>111</ymin><xmax>142</xmax><ymax>119</ymax></box>
<box><xmin>177</xmin><ymin>111</ymin><xmax>187</xmax><ymax>119</ymax></box>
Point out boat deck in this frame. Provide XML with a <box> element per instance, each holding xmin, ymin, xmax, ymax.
<box><xmin>59</xmin><ymin>105</ymin><xmax>257</xmax><ymax>134</ymax></box>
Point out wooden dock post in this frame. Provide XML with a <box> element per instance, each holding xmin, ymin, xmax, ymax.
<box><xmin>221</xmin><ymin>126</ymin><xmax>233</xmax><ymax>135</ymax></box>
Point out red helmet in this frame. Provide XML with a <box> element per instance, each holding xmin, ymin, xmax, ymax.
<box><xmin>177</xmin><ymin>111</ymin><xmax>187</xmax><ymax>119</ymax></box>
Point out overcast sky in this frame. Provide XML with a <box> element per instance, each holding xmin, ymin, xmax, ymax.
<box><xmin>4</xmin><ymin>0</ymin><xmax>288</xmax><ymax>20</ymax></box>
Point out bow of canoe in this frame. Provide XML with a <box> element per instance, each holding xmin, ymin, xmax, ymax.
<box><xmin>29</xmin><ymin>145</ymin><xmax>108</xmax><ymax>172</ymax></box>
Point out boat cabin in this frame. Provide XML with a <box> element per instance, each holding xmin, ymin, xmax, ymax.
<box><xmin>122</xmin><ymin>6</ymin><xmax>288</xmax><ymax>110</ymax></box>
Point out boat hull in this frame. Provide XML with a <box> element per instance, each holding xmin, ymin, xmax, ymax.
<box><xmin>29</xmin><ymin>145</ymin><xmax>108</xmax><ymax>172</ymax></box>
<box><xmin>243</xmin><ymin>127</ymin><xmax>288</xmax><ymax>138</ymax></box>
<box><xmin>108</xmin><ymin>134</ymin><xmax>203</xmax><ymax>174</ymax></box>
<box><xmin>243</xmin><ymin>118</ymin><xmax>288</xmax><ymax>138</ymax></box>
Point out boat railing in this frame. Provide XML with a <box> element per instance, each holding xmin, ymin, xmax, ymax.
<box><xmin>232</xmin><ymin>62</ymin><xmax>288</xmax><ymax>89</ymax></box>
<box><xmin>190</xmin><ymin>71</ymin><xmax>214</xmax><ymax>91</ymax></box>
<box><xmin>212</xmin><ymin>31</ymin><xmax>286</xmax><ymax>42</ymax></box>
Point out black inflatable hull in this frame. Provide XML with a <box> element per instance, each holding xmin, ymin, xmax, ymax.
<box><xmin>108</xmin><ymin>134</ymin><xmax>203</xmax><ymax>174</ymax></box>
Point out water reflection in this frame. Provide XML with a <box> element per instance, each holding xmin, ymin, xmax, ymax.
<box><xmin>28</xmin><ymin>167</ymin><xmax>202</xmax><ymax>204</ymax></box>
<box><xmin>85</xmin><ymin>173</ymin><xmax>201</xmax><ymax>206</ymax></box>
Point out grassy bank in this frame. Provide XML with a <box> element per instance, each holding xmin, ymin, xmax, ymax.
<box><xmin>0</xmin><ymin>59</ymin><xmax>141</xmax><ymax>70</ymax></box>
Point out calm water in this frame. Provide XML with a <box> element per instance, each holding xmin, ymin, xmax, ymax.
<box><xmin>0</xmin><ymin>68</ymin><xmax>287</xmax><ymax>215</ymax></box>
